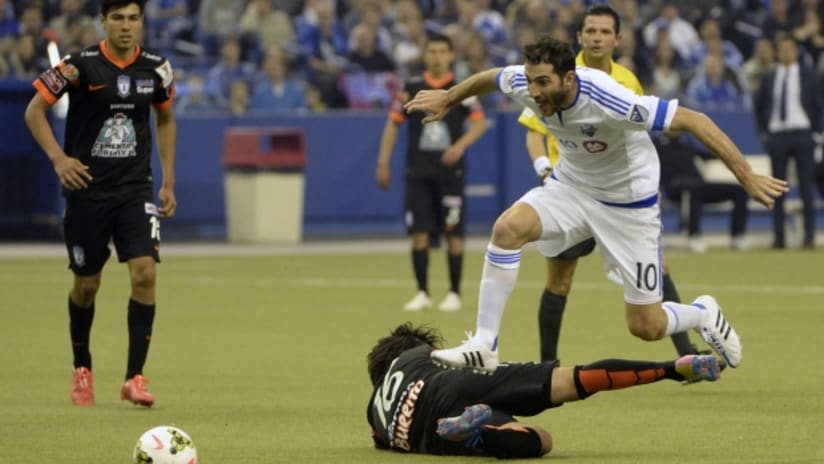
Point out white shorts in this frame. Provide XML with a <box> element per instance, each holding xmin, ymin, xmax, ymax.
<box><xmin>518</xmin><ymin>179</ymin><xmax>663</xmax><ymax>305</ymax></box>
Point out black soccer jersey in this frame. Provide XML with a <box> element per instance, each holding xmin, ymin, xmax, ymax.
<box><xmin>367</xmin><ymin>345</ymin><xmax>558</xmax><ymax>456</ymax></box>
<box><xmin>388</xmin><ymin>71</ymin><xmax>484</xmax><ymax>180</ymax></box>
<box><xmin>34</xmin><ymin>40</ymin><xmax>175</xmax><ymax>199</ymax></box>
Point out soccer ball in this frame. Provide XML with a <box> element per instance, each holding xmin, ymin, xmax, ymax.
<box><xmin>133</xmin><ymin>425</ymin><xmax>197</xmax><ymax>464</ymax></box>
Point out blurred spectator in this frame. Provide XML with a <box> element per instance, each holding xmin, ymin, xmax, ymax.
<box><xmin>226</xmin><ymin>79</ymin><xmax>250</xmax><ymax>116</ymax></box>
<box><xmin>650</xmin><ymin>40</ymin><xmax>682</xmax><ymax>100</ymax></box>
<box><xmin>688</xmin><ymin>18</ymin><xmax>744</xmax><ymax>71</ymax></box>
<box><xmin>304</xmin><ymin>83</ymin><xmax>327</xmax><ymax>112</ymax></box>
<box><xmin>656</xmin><ymin>133</ymin><xmax>751</xmax><ymax>253</ymax></box>
<box><xmin>205</xmin><ymin>36</ymin><xmax>256</xmax><ymax>107</ymax></box>
<box><xmin>239</xmin><ymin>0</ymin><xmax>294</xmax><ymax>57</ymax></box>
<box><xmin>392</xmin><ymin>14</ymin><xmax>427</xmax><ymax>77</ymax></box>
<box><xmin>504</xmin><ymin>23</ymin><xmax>536</xmax><ymax>65</ymax></box>
<box><xmin>762</xmin><ymin>0</ymin><xmax>797</xmax><ymax>41</ymax></box>
<box><xmin>642</xmin><ymin>4</ymin><xmax>700</xmax><ymax>64</ymax></box>
<box><xmin>684</xmin><ymin>53</ymin><xmax>749</xmax><ymax>110</ymax></box>
<box><xmin>297</xmin><ymin>0</ymin><xmax>349</xmax><ymax>107</ymax></box>
<box><xmin>792</xmin><ymin>8</ymin><xmax>824</xmax><ymax>66</ymax></box>
<box><xmin>459</xmin><ymin>0</ymin><xmax>507</xmax><ymax>46</ymax></box>
<box><xmin>347</xmin><ymin>23</ymin><xmax>394</xmax><ymax>71</ymax></box>
<box><xmin>0</xmin><ymin>0</ymin><xmax>18</xmax><ymax>43</ymax></box>
<box><xmin>742</xmin><ymin>38</ymin><xmax>775</xmax><ymax>94</ymax></box>
<box><xmin>249</xmin><ymin>46</ymin><xmax>306</xmax><ymax>112</ymax></box>
<box><xmin>454</xmin><ymin>30</ymin><xmax>499</xmax><ymax>108</ymax></box>
<box><xmin>344</xmin><ymin>0</ymin><xmax>392</xmax><ymax>53</ymax></box>
<box><xmin>175</xmin><ymin>73</ymin><xmax>221</xmax><ymax>113</ymax></box>
<box><xmin>48</xmin><ymin>0</ymin><xmax>94</xmax><ymax>48</ymax></box>
<box><xmin>505</xmin><ymin>0</ymin><xmax>550</xmax><ymax>35</ymax></box>
<box><xmin>144</xmin><ymin>0</ymin><xmax>192</xmax><ymax>52</ymax></box>
<box><xmin>754</xmin><ymin>35</ymin><xmax>821</xmax><ymax>249</ymax></box>
<box><xmin>197</xmin><ymin>0</ymin><xmax>245</xmax><ymax>56</ymax></box>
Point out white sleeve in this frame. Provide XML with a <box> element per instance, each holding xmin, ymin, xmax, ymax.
<box><xmin>497</xmin><ymin>65</ymin><xmax>540</xmax><ymax>113</ymax></box>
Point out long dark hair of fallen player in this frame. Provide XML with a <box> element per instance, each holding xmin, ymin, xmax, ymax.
<box><xmin>367</xmin><ymin>323</ymin><xmax>442</xmax><ymax>386</ymax></box>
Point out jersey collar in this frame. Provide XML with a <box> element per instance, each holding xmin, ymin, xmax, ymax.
<box><xmin>423</xmin><ymin>71</ymin><xmax>454</xmax><ymax>89</ymax></box>
<box><xmin>100</xmin><ymin>40</ymin><xmax>141</xmax><ymax>69</ymax></box>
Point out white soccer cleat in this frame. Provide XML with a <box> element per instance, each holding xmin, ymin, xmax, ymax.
<box><xmin>403</xmin><ymin>291</ymin><xmax>432</xmax><ymax>311</ymax></box>
<box><xmin>431</xmin><ymin>334</ymin><xmax>499</xmax><ymax>373</ymax></box>
<box><xmin>693</xmin><ymin>295</ymin><xmax>742</xmax><ymax>368</ymax></box>
<box><xmin>437</xmin><ymin>292</ymin><xmax>462</xmax><ymax>312</ymax></box>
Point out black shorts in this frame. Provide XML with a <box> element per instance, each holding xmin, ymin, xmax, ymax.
<box><xmin>420</xmin><ymin>360</ymin><xmax>560</xmax><ymax>455</ymax></box>
<box><xmin>63</xmin><ymin>189</ymin><xmax>160</xmax><ymax>275</ymax></box>
<box><xmin>404</xmin><ymin>177</ymin><xmax>465</xmax><ymax>237</ymax></box>
<box><xmin>554</xmin><ymin>237</ymin><xmax>596</xmax><ymax>260</ymax></box>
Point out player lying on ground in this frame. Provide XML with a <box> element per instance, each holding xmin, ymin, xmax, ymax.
<box><xmin>367</xmin><ymin>323</ymin><xmax>722</xmax><ymax>458</ymax></box>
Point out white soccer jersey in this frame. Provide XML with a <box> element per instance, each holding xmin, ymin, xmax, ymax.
<box><xmin>497</xmin><ymin>65</ymin><xmax>679</xmax><ymax>204</ymax></box>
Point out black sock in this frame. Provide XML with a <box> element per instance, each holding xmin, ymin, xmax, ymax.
<box><xmin>447</xmin><ymin>253</ymin><xmax>462</xmax><ymax>294</ymax></box>
<box><xmin>663</xmin><ymin>273</ymin><xmax>699</xmax><ymax>356</ymax></box>
<box><xmin>411</xmin><ymin>249</ymin><xmax>428</xmax><ymax>293</ymax></box>
<box><xmin>573</xmin><ymin>359</ymin><xmax>681</xmax><ymax>399</ymax></box>
<box><xmin>538</xmin><ymin>289</ymin><xmax>566</xmax><ymax>361</ymax></box>
<box><xmin>480</xmin><ymin>425</ymin><xmax>543</xmax><ymax>458</ymax></box>
<box><xmin>68</xmin><ymin>297</ymin><xmax>95</xmax><ymax>369</ymax></box>
<box><xmin>126</xmin><ymin>299</ymin><xmax>155</xmax><ymax>380</ymax></box>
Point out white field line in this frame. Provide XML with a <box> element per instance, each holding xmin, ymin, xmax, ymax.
<box><xmin>3</xmin><ymin>272</ymin><xmax>822</xmax><ymax>295</ymax></box>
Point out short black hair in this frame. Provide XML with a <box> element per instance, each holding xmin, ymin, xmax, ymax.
<box><xmin>425</xmin><ymin>33</ymin><xmax>453</xmax><ymax>51</ymax></box>
<box><xmin>366</xmin><ymin>323</ymin><xmax>442</xmax><ymax>387</ymax></box>
<box><xmin>523</xmin><ymin>35</ymin><xmax>576</xmax><ymax>77</ymax></box>
<box><xmin>579</xmin><ymin>4</ymin><xmax>621</xmax><ymax>34</ymax></box>
<box><xmin>100</xmin><ymin>0</ymin><xmax>147</xmax><ymax>16</ymax></box>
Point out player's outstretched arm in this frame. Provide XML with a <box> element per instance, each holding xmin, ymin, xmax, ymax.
<box><xmin>404</xmin><ymin>68</ymin><xmax>501</xmax><ymax>123</ymax></box>
<box><xmin>153</xmin><ymin>104</ymin><xmax>177</xmax><ymax>218</ymax></box>
<box><xmin>376</xmin><ymin>118</ymin><xmax>400</xmax><ymax>190</ymax></box>
<box><xmin>24</xmin><ymin>93</ymin><xmax>92</xmax><ymax>190</ymax></box>
<box><xmin>669</xmin><ymin>106</ymin><xmax>789</xmax><ymax>209</ymax></box>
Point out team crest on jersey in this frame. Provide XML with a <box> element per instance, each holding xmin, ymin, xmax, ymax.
<box><xmin>136</xmin><ymin>79</ymin><xmax>154</xmax><ymax>94</ymax></box>
<box><xmin>580</xmin><ymin>123</ymin><xmax>597</xmax><ymax>137</ymax></box>
<box><xmin>583</xmin><ymin>140</ymin><xmax>608</xmax><ymax>153</ymax></box>
<box><xmin>117</xmin><ymin>75</ymin><xmax>130</xmax><ymax>98</ymax></box>
<box><xmin>72</xmin><ymin>246</ymin><xmax>85</xmax><ymax>268</ymax></box>
<box><xmin>630</xmin><ymin>105</ymin><xmax>649</xmax><ymax>123</ymax></box>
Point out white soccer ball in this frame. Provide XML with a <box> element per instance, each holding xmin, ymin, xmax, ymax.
<box><xmin>133</xmin><ymin>425</ymin><xmax>198</xmax><ymax>464</ymax></box>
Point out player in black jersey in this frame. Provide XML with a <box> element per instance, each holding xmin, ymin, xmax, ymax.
<box><xmin>367</xmin><ymin>323</ymin><xmax>722</xmax><ymax>457</ymax></box>
<box><xmin>376</xmin><ymin>34</ymin><xmax>487</xmax><ymax>313</ymax></box>
<box><xmin>24</xmin><ymin>0</ymin><xmax>176</xmax><ymax>408</ymax></box>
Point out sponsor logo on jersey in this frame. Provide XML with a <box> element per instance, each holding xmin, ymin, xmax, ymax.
<box><xmin>110</xmin><ymin>103</ymin><xmax>135</xmax><ymax>110</ymax></box>
<box><xmin>117</xmin><ymin>74</ymin><xmax>130</xmax><ymax>98</ymax></box>
<box><xmin>154</xmin><ymin>61</ymin><xmax>174</xmax><ymax>88</ymax></box>
<box><xmin>72</xmin><ymin>246</ymin><xmax>85</xmax><ymax>268</ymax></box>
<box><xmin>391</xmin><ymin>380</ymin><xmax>425</xmax><ymax>451</ymax></box>
<box><xmin>580</xmin><ymin>123</ymin><xmax>597</xmax><ymax>137</ymax></box>
<box><xmin>41</xmin><ymin>68</ymin><xmax>67</xmax><ymax>94</ymax></box>
<box><xmin>91</xmin><ymin>113</ymin><xmax>137</xmax><ymax>158</ymax></box>
<box><xmin>88</xmin><ymin>83</ymin><xmax>106</xmax><ymax>92</ymax></box>
<box><xmin>630</xmin><ymin>105</ymin><xmax>649</xmax><ymax>123</ymax></box>
<box><xmin>136</xmin><ymin>79</ymin><xmax>154</xmax><ymax>94</ymax></box>
<box><xmin>81</xmin><ymin>50</ymin><xmax>99</xmax><ymax>57</ymax></box>
<box><xmin>141</xmin><ymin>50</ymin><xmax>162</xmax><ymax>61</ymax></box>
<box><xmin>583</xmin><ymin>140</ymin><xmax>608</xmax><ymax>153</ymax></box>
<box><xmin>145</xmin><ymin>203</ymin><xmax>158</xmax><ymax>216</ymax></box>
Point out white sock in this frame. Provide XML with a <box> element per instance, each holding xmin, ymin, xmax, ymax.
<box><xmin>662</xmin><ymin>301</ymin><xmax>707</xmax><ymax>335</ymax></box>
<box><xmin>474</xmin><ymin>243</ymin><xmax>521</xmax><ymax>348</ymax></box>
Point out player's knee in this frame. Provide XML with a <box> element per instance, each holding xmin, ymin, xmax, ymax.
<box><xmin>130</xmin><ymin>264</ymin><xmax>156</xmax><ymax>290</ymax></box>
<box><xmin>546</xmin><ymin>272</ymin><xmax>573</xmax><ymax>296</ymax></box>
<box><xmin>491</xmin><ymin>213</ymin><xmax>535</xmax><ymax>249</ymax></box>
<box><xmin>72</xmin><ymin>278</ymin><xmax>100</xmax><ymax>305</ymax></box>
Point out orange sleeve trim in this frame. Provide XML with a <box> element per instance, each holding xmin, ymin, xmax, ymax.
<box><xmin>33</xmin><ymin>79</ymin><xmax>58</xmax><ymax>105</ymax></box>
<box><xmin>389</xmin><ymin>111</ymin><xmax>405</xmax><ymax>123</ymax></box>
<box><xmin>468</xmin><ymin>110</ymin><xmax>485</xmax><ymax>121</ymax></box>
<box><xmin>152</xmin><ymin>98</ymin><xmax>173</xmax><ymax>111</ymax></box>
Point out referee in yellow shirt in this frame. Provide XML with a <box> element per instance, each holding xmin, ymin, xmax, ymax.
<box><xmin>519</xmin><ymin>5</ymin><xmax>704</xmax><ymax>364</ymax></box>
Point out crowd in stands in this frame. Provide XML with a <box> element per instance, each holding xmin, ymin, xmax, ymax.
<box><xmin>2</xmin><ymin>0</ymin><xmax>824</xmax><ymax>116</ymax></box>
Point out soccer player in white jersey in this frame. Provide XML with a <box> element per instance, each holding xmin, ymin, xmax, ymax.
<box><xmin>404</xmin><ymin>35</ymin><xmax>788</xmax><ymax>372</ymax></box>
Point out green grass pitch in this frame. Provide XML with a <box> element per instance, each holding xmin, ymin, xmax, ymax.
<box><xmin>1</xmin><ymin>243</ymin><xmax>823</xmax><ymax>463</ymax></box>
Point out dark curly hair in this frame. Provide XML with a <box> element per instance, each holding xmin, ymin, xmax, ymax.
<box><xmin>522</xmin><ymin>35</ymin><xmax>576</xmax><ymax>77</ymax></box>
<box><xmin>367</xmin><ymin>323</ymin><xmax>443</xmax><ymax>386</ymax></box>
<box><xmin>100</xmin><ymin>0</ymin><xmax>148</xmax><ymax>16</ymax></box>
